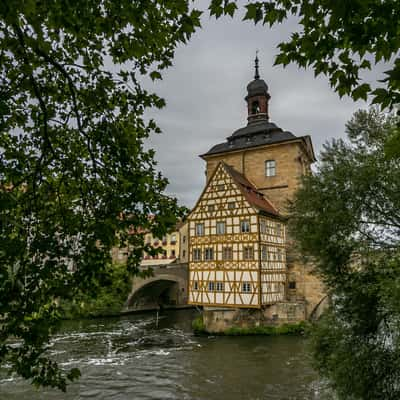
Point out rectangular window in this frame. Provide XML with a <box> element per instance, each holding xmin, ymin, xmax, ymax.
<box><xmin>260</xmin><ymin>219</ymin><xmax>266</xmax><ymax>234</ymax></box>
<box><xmin>218</xmin><ymin>184</ymin><xmax>225</xmax><ymax>191</ymax></box>
<box><xmin>183</xmin><ymin>250</ymin><xmax>186</xmax><ymax>258</ymax></box>
<box><xmin>195</xmin><ymin>223</ymin><xmax>204</xmax><ymax>236</ymax></box>
<box><xmin>208</xmin><ymin>281</ymin><xmax>215</xmax><ymax>291</ymax></box>
<box><xmin>193</xmin><ymin>248</ymin><xmax>201</xmax><ymax>261</ymax></box>
<box><xmin>222</xmin><ymin>247</ymin><xmax>233</xmax><ymax>260</ymax></box>
<box><xmin>261</xmin><ymin>245</ymin><xmax>268</xmax><ymax>261</ymax></box>
<box><xmin>265</xmin><ymin>160</ymin><xmax>276</xmax><ymax>177</ymax></box>
<box><xmin>171</xmin><ymin>249</ymin><xmax>176</xmax><ymax>257</ymax></box>
<box><xmin>276</xmin><ymin>223</ymin><xmax>282</xmax><ymax>237</ymax></box>
<box><xmin>288</xmin><ymin>281</ymin><xmax>296</xmax><ymax>290</ymax></box>
<box><xmin>240</xmin><ymin>220</ymin><xmax>250</xmax><ymax>233</ymax></box>
<box><xmin>170</xmin><ymin>234</ymin><xmax>177</xmax><ymax>243</ymax></box>
<box><xmin>228</xmin><ymin>201</ymin><xmax>235</xmax><ymax>210</ymax></box>
<box><xmin>205</xmin><ymin>247</ymin><xmax>214</xmax><ymax>261</ymax></box>
<box><xmin>216</xmin><ymin>221</ymin><xmax>226</xmax><ymax>235</ymax></box>
<box><xmin>242</xmin><ymin>282</ymin><xmax>251</xmax><ymax>293</ymax></box>
<box><xmin>193</xmin><ymin>281</ymin><xmax>199</xmax><ymax>290</ymax></box>
<box><xmin>208</xmin><ymin>204</ymin><xmax>215</xmax><ymax>213</ymax></box>
<box><xmin>216</xmin><ymin>282</ymin><xmax>224</xmax><ymax>291</ymax></box>
<box><xmin>277</xmin><ymin>248</ymin><xmax>282</xmax><ymax>261</ymax></box>
<box><xmin>243</xmin><ymin>246</ymin><xmax>254</xmax><ymax>260</ymax></box>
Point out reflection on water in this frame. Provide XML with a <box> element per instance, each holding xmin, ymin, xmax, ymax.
<box><xmin>0</xmin><ymin>310</ymin><xmax>331</xmax><ymax>399</ymax></box>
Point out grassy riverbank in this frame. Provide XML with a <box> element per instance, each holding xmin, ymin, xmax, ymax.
<box><xmin>192</xmin><ymin>316</ymin><xmax>309</xmax><ymax>336</ymax></box>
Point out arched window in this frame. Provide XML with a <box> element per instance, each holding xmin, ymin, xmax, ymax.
<box><xmin>251</xmin><ymin>100</ymin><xmax>260</xmax><ymax>114</ymax></box>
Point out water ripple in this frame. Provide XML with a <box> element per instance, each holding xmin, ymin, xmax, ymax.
<box><xmin>0</xmin><ymin>310</ymin><xmax>333</xmax><ymax>400</ymax></box>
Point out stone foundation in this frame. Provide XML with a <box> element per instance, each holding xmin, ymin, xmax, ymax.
<box><xmin>203</xmin><ymin>302</ymin><xmax>306</xmax><ymax>333</ymax></box>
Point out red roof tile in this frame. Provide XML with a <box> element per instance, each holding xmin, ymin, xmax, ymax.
<box><xmin>223</xmin><ymin>163</ymin><xmax>281</xmax><ymax>218</ymax></box>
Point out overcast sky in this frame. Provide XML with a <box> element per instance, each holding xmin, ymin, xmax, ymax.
<box><xmin>144</xmin><ymin>3</ymin><xmax>384</xmax><ymax>208</ymax></box>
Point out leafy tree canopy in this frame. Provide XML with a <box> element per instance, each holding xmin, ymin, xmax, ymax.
<box><xmin>289</xmin><ymin>108</ymin><xmax>400</xmax><ymax>399</ymax></box>
<box><xmin>209</xmin><ymin>0</ymin><xmax>400</xmax><ymax>109</ymax></box>
<box><xmin>0</xmin><ymin>0</ymin><xmax>199</xmax><ymax>391</ymax></box>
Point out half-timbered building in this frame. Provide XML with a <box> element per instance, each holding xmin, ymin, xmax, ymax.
<box><xmin>188</xmin><ymin>161</ymin><xmax>286</xmax><ymax>308</ymax></box>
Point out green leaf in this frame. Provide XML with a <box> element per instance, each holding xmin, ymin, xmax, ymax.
<box><xmin>225</xmin><ymin>2</ymin><xmax>237</xmax><ymax>17</ymax></box>
<box><xmin>244</xmin><ymin>4</ymin><xmax>263</xmax><ymax>23</ymax></box>
<box><xmin>149</xmin><ymin>71</ymin><xmax>162</xmax><ymax>81</ymax></box>
<box><xmin>352</xmin><ymin>83</ymin><xmax>370</xmax><ymax>101</ymax></box>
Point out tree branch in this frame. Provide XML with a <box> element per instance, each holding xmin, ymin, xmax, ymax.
<box><xmin>13</xmin><ymin>24</ymin><xmax>56</xmax><ymax>161</ymax></box>
<box><xmin>30</xmin><ymin>44</ymin><xmax>99</xmax><ymax>174</ymax></box>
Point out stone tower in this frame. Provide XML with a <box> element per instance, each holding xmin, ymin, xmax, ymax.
<box><xmin>200</xmin><ymin>57</ymin><xmax>324</xmax><ymax>317</ymax></box>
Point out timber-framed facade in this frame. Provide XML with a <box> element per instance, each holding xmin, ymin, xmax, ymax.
<box><xmin>188</xmin><ymin>162</ymin><xmax>286</xmax><ymax>308</ymax></box>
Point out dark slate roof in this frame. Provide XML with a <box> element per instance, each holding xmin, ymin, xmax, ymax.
<box><xmin>232</xmin><ymin>120</ymin><xmax>283</xmax><ymax>137</ymax></box>
<box><xmin>202</xmin><ymin>119</ymin><xmax>297</xmax><ymax>157</ymax></box>
<box><xmin>246</xmin><ymin>78</ymin><xmax>269</xmax><ymax>99</ymax></box>
<box><xmin>223</xmin><ymin>163</ymin><xmax>281</xmax><ymax>218</ymax></box>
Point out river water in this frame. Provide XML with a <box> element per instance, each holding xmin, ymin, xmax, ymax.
<box><xmin>0</xmin><ymin>309</ymin><xmax>332</xmax><ymax>399</ymax></box>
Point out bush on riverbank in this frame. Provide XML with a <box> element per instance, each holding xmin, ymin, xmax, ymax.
<box><xmin>192</xmin><ymin>315</ymin><xmax>207</xmax><ymax>334</ymax></box>
<box><xmin>61</xmin><ymin>263</ymin><xmax>132</xmax><ymax>319</ymax></box>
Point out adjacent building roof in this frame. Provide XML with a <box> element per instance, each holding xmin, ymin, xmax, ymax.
<box><xmin>223</xmin><ymin>163</ymin><xmax>281</xmax><ymax>218</ymax></box>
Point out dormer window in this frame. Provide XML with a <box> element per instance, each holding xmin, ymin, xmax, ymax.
<box><xmin>265</xmin><ymin>160</ymin><xmax>276</xmax><ymax>177</ymax></box>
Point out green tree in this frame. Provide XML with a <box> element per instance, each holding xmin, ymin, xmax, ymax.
<box><xmin>289</xmin><ymin>108</ymin><xmax>400</xmax><ymax>399</ymax></box>
<box><xmin>61</xmin><ymin>262</ymin><xmax>133</xmax><ymax>319</ymax></box>
<box><xmin>0</xmin><ymin>0</ymin><xmax>200</xmax><ymax>391</ymax></box>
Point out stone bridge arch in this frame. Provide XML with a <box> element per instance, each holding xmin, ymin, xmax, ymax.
<box><xmin>124</xmin><ymin>264</ymin><xmax>188</xmax><ymax>312</ymax></box>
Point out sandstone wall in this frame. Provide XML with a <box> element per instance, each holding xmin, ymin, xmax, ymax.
<box><xmin>287</xmin><ymin>259</ymin><xmax>326</xmax><ymax>318</ymax></box>
<box><xmin>202</xmin><ymin>303</ymin><xmax>306</xmax><ymax>333</ymax></box>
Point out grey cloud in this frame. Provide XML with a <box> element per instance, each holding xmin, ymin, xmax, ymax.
<box><xmin>143</xmin><ymin>10</ymin><xmax>383</xmax><ymax>208</ymax></box>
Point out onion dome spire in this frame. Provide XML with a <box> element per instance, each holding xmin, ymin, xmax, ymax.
<box><xmin>254</xmin><ymin>50</ymin><xmax>260</xmax><ymax>79</ymax></box>
<box><xmin>245</xmin><ymin>52</ymin><xmax>270</xmax><ymax>124</ymax></box>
